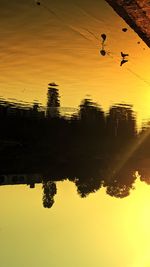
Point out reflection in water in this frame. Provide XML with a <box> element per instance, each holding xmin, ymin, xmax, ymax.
<box><xmin>1</xmin><ymin>85</ymin><xmax>150</xmax><ymax>208</ymax></box>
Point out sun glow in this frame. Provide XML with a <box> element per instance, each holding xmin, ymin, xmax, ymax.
<box><xmin>122</xmin><ymin>177</ymin><xmax>150</xmax><ymax>267</ymax></box>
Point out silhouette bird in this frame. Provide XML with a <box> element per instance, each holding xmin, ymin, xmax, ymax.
<box><xmin>120</xmin><ymin>59</ymin><xmax>128</xmax><ymax>66</ymax></box>
<box><xmin>120</xmin><ymin>51</ymin><xmax>129</xmax><ymax>66</ymax></box>
<box><xmin>121</xmin><ymin>52</ymin><xmax>129</xmax><ymax>58</ymax></box>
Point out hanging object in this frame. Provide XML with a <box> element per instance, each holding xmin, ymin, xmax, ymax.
<box><xmin>100</xmin><ymin>49</ymin><xmax>106</xmax><ymax>56</ymax></box>
<box><xmin>101</xmin><ymin>33</ymin><xmax>107</xmax><ymax>42</ymax></box>
<box><xmin>99</xmin><ymin>33</ymin><xmax>107</xmax><ymax>56</ymax></box>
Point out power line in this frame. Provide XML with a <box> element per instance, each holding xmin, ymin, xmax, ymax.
<box><xmin>34</xmin><ymin>1</ymin><xmax>150</xmax><ymax>88</ymax></box>
<box><xmin>35</xmin><ymin>0</ymin><xmax>92</xmax><ymax>42</ymax></box>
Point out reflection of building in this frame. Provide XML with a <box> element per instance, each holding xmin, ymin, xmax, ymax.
<box><xmin>0</xmin><ymin>174</ymin><xmax>42</xmax><ymax>188</ymax></box>
<box><xmin>0</xmin><ymin>85</ymin><xmax>77</xmax><ymax>119</ymax></box>
<box><xmin>46</xmin><ymin>83</ymin><xmax>60</xmax><ymax>118</ymax></box>
<box><xmin>0</xmin><ymin>100</ymin><xmax>45</xmax><ymax>119</ymax></box>
<box><xmin>0</xmin><ymin>83</ymin><xmax>61</xmax><ymax>119</ymax></box>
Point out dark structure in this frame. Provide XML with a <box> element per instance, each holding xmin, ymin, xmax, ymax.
<box><xmin>105</xmin><ymin>0</ymin><xmax>150</xmax><ymax>47</ymax></box>
<box><xmin>0</xmin><ymin>91</ymin><xmax>150</xmax><ymax>208</ymax></box>
<box><xmin>46</xmin><ymin>83</ymin><xmax>60</xmax><ymax>118</ymax></box>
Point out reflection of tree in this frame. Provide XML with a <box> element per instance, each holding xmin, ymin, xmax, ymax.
<box><xmin>79</xmin><ymin>99</ymin><xmax>105</xmax><ymax>126</ymax></box>
<box><xmin>106</xmin><ymin>104</ymin><xmax>136</xmax><ymax>139</ymax></box>
<box><xmin>42</xmin><ymin>181</ymin><xmax>57</xmax><ymax>208</ymax></box>
<box><xmin>133</xmin><ymin>124</ymin><xmax>150</xmax><ymax>184</ymax></box>
<box><xmin>76</xmin><ymin>98</ymin><xmax>106</xmax><ymax>157</ymax></box>
<box><xmin>79</xmin><ymin>98</ymin><xmax>105</xmax><ymax>137</ymax></box>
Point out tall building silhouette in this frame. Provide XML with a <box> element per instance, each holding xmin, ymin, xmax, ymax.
<box><xmin>46</xmin><ymin>83</ymin><xmax>60</xmax><ymax>118</ymax></box>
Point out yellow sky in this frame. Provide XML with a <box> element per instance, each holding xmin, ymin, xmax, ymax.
<box><xmin>1</xmin><ymin>179</ymin><xmax>150</xmax><ymax>267</ymax></box>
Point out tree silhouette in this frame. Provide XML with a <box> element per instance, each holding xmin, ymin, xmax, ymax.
<box><xmin>77</xmin><ymin>98</ymin><xmax>106</xmax><ymax>156</ymax></box>
<box><xmin>105</xmin><ymin>165</ymin><xmax>136</xmax><ymax>198</ymax></box>
<box><xmin>106</xmin><ymin>104</ymin><xmax>136</xmax><ymax>139</ymax></box>
<box><xmin>42</xmin><ymin>181</ymin><xmax>57</xmax><ymax>208</ymax></box>
<box><xmin>2</xmin><ymin>95</ymin><xmax>150</xmax><ymax>205</ymax></box>
<box><xmin>75</xmin><ymin>177</ymin><xmax>103</xmax><ymax>198</ymax></box>
<box><xmin>78</xmin><ymin>98</ymin><xmax>105</xmax><ymax>127</ymax></box>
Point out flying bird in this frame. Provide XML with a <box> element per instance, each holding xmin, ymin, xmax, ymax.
<box><xmin>120</xmin><ymin>51</ymin><xmax>129</xmax><ymax>66</ymax></box>
<box><xmin>121</xmin><ymin>52</ymin><xmax>129</xmax><ymax>58</ymax></box>
<box><xmin>120</xmin><ymin>59</ymin><xmax>128</xmax><ymax>66</ymax></box>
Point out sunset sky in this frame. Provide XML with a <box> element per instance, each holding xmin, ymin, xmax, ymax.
<box><xmin>1</xmin><ymin>179</ymin><xmax>150</xmax><ymax>267</ymax></box>
<box><xmin>0</xmin><ymin>0</ymin><xmax>149</xmax><ymax>125</ymax></box>
<box><xmin>1</xmin><ymin>2</ymin><xmax>150</xmax><ymax>267</ymax></box>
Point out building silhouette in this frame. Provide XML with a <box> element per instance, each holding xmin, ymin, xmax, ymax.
<box><xmin>46</xmin><ymin>83</ymin><xmax>60</xmax><ymax>118</ymax></box>
<box><xmin>0</xmin><ymin>173</ymin><xmax>42</xmax><ymax>188</ymax></box>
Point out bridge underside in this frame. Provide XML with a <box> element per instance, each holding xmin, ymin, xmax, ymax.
<box><xmin>105</xmin><ymin>0</ymin><xmax>150</xmax><ymax>47</ymax></box>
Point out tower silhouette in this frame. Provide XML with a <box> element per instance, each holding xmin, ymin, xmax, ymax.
<box><xmin>46</xmin><ymin>83</ymin><xmax>60</xmax><ymax>118</ymax></box>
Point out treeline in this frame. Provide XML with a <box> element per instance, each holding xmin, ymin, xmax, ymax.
<box><xmin>0</xmin><ymin>98</ymin><xmax>137</xmax><ymax>166</ymax></box>
<box><xmin>1</xmin><ymin>98</ymin><xmax>150</xmax><ymax>207</ymax></box>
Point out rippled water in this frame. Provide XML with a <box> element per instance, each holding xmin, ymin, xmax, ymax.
<box><xmin>0</xmin><ymin>0</ymin><xmax>149</xmax><ymax>123</ymax></box>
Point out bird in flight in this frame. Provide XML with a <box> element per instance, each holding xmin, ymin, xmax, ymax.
<box><xmin>121</xmin><ymin>52</ymin><xmax>129</xmax><ymax>58</ymax></box>
<box><xmin>120</xmin><ymin>59</ymin><xmax>128</xmax><ymax>66</ymax></box>
<box><xmin>120</xmin><ymin>51</ymin><xmax>129</xmax><ymax>66</ymax></box>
